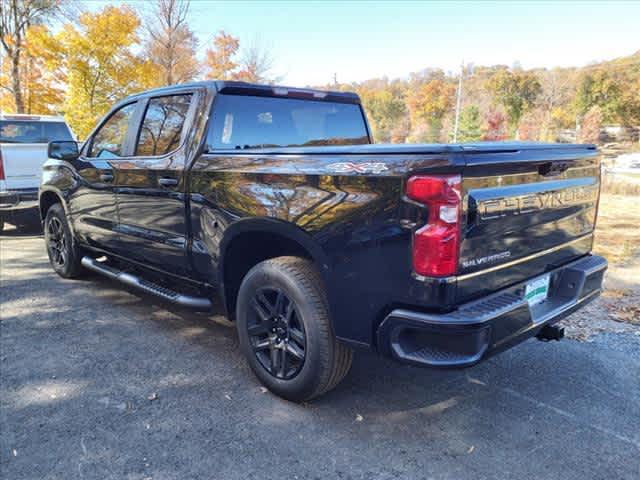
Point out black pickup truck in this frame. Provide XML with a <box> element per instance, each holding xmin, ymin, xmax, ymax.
<box><xmin>40</xmin><ymin>81</ymin><xmax>607</xmax><ymax>401</ymax></box>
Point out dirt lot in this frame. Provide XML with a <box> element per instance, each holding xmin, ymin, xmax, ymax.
<box><xmin>1</xmin><ymin>195</ymin><xmax>639</xmax><ymax>479</ymax></box>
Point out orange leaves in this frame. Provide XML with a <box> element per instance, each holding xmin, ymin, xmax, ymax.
<box><xmin>0</xmin><ymin>25</ymin><xmax>65</xmax><ymax>115</ymax></box>
<box><xmin>204</xmin><ymin>31</ymin><xmax>240</xmax><ymax>80</ymax></box>
<box><xmin>406</xmin><ymin>79</ymin><xmax>456</xmax><ymax>126</ymax></box>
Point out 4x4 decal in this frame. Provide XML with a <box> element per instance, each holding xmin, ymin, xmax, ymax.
<box><xmin>326</xmin><ymin>162</ymin><xmax>389</xmax><ymax>174</ymax></box>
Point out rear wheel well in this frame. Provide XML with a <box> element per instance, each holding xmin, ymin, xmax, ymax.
<box><xmin>39</xmin><ymin>191</ymin><xmax>62</xmax><ymax>221</ymax></box>
<box><xmin>223</xmin><ymin>231</ymin><xmax>314</xmax><ymax>320</ymax></box>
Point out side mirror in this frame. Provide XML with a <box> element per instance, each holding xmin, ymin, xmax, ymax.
<box><xmin>48</xmin><ymin>141</ymin><xmax>80</xmax><ymax>161</ymax></box>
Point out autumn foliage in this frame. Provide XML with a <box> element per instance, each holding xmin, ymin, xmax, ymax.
<box><xmin>204</xmin><ymin>32</ymin><xmax>240</xmax><ymax>80</ymax></box>
<box><xmin>1</xmin><ymin>2</ymin><xmax>639</xmax><ymax>143</ymax></box>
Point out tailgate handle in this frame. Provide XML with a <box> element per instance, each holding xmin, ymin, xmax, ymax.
<box><xmin>158</xmin><ymin>177</ymin><xmax>178</xmax><ymax>187</ymax></box>
<box><xmin>539</xmin><ymin>161</ymin><xmax>570</xmax><ymax>177</ymax></box>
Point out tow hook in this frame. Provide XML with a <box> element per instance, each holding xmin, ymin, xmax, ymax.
<box><xmin>536</xmin><ymin>324</ymin><xmax>565</xmax><ymax>342</ymax></box>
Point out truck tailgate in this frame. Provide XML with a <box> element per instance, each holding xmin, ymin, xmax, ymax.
<box><xmin>0</xmin><ymin>143</ymin><xmax>48</xmax><ymax>190</ymax></box>
<box><xmin>457</xmin><ymin>144</ymin><xmax>600</xmax><ymax>302</ymax></box>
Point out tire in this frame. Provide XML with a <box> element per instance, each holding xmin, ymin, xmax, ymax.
<box><xmin>44</xmin><ymin>203</ymin><xmax>85</xmax><ymax>279</ymax></box>
<box><xmin>236</xmin><ymin>256</ymin><xmax>353</xmax><ymax>402</ymax></box>
<box><xmin>0</xmin><ymin>217</ymin><xmax>4</xmax><ymax>233</ymax></box>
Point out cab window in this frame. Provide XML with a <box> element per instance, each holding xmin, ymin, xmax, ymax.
<box><xmin>89</xmin><ymin>103</ymin><xmax>137</xmax><ymax>158</ymax></box>
<box><xmin>135</xmin><ymin>94</ymin><xmax>192</xmax><ymax>157</ymax></box>
<box><xmin>206</xmin><ymin>94</ymin><xmax>369</xmax><ymax>150</ymax></box>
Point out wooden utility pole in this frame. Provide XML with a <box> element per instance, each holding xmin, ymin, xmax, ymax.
<box><xmin>452</xmin><ymin>61</ymin><xmax>464</xmax><ymax>143</ymax></box>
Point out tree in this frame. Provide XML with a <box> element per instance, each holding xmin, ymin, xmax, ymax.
<box><xmin>486</xmin><ymin>69</ymin><xmax>541</xmax><ymax>136</ymax></box>
<box><xmin>456</xmin><ymin>105</ymin><xmax>482</xmax><ymax>142</ymax></box>
<box><xmin>406</xmin><ymin>78</ymin><xmax>455</xmax><ymax>142</ymax></box>
<box><xmin>59</xmin><ymin>5</ymin><xmax>155</xmax><ymax>138</ymax></box>
<box><xmin>620</xmin><ymin>77</ymin><xmax>640</xmax><ymax>126</ymax></box>
<box><xmin>518</xmin><ymin>110</ymin><xmax>544</xmax><ymax>141</ymax></box>
<box><xmin>235</xmin><ymin>39</ymin><xmax>276</xmax><ymax>83</ymax></box>
<box><xmin>483</xmin><ymin>111</ymin><xmax>508</xmax><ymax>141</ymax></box>
<box><xmin>204</xmin><ymin>31</ymin><xmax>240</xmax><ymax>80</ymax></box>
<box><xmin>0</xmin><ymin>0</ymin><xmax>61</xmax><ymax>112</ymax></box>
<box><xmin>143</xmin><ymin>0</ymin><xmax>199</xmax><ymax>86</ymax></box>
<box><xmin>579</xmin><ymin>105</ymin><xmax>603</xmax><ymax>144</ymax></box>
<box><xmin>358</xmin><ymin>88</ymin><xmax>407</xmax><ymax>143</ymax></box>
<box><xmin>0</xmin><ymin>24</ymin><xmax>65</xmax><ymax>114</ymax></box>
<box><xmin>538</xmin><ymin>68</ymin><xmax>576</xmax><ymax>141</ymax></box>
<box><xmin>575</xmin><ymin>70</ymin><xmax>624</xmax><ymax>124</ymax></box>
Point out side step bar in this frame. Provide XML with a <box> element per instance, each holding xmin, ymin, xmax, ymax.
<box><xmin>81</xmin><ymin>256</ymin><xmax>212</xmax><ymax>311</ymax></box>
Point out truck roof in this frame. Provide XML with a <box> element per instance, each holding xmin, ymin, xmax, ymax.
<box><xmin>124</xmin><ymin>80</ymin><xmax>362</xmax><ymax>105</ymax></box>
<box><xmin>0</xmin><ymin>113</ymin><xmax>67</xmax><ymax>122</ymax></box>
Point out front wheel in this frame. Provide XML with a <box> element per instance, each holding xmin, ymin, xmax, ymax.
<box><xmin>236</xmin><ymin>256</ymin><xmax>352</xmax><ymax>402</ymax></box>
<box><xmin>44</xmin><ymin>203</ymin><xmax>85</xmax><ymax>279</ymax></box>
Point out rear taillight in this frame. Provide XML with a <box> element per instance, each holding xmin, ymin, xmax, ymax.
<box><xmin>0</xmin><ymin>149</ymin><xmax>4</xmax><ymax>180</ymax></box>
<box><xmin>406</xmin><ymin>174</ymin><xmax>462</xmax><ymax>277</ymax></box>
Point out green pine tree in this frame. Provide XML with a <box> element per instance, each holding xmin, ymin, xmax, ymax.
<box><xmin>456</xmin><ymin>105</ymin><xmax>483</xmax><ymax>142</ymax></box>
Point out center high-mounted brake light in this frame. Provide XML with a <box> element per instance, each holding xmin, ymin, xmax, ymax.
<box><xmin>272</xmin><ymin>87</ymin><xmax>328</xmax><ymax>100</ymax></box>
<box><xmin>406</xmin><ymin>174</ymin><xmax>462</xmax><ymax>277</ymax></box>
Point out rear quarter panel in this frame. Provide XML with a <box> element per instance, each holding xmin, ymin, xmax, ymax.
<box><xmin>188</xmin><ymin>151</ymin><xmax>462</xmax><ymax>347</ymax></box>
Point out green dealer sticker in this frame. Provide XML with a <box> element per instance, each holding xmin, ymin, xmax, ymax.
<box><xmin>525</xmin><ymin>275</ymin><xmax>550</xmax><ymax>307</ymax></box>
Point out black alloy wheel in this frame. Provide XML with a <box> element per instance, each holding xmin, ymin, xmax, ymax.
<box><xmin>247</xmin><ymin>287</ymin><xmax>306</xmax><ymax>380</ymax></box>
<box><xmin>44</xmin><ymin>203</ymin><xmax>84</xmax><ymax>279</ymax></box>
<box><xmin>46</xmin><ymin>216</ymin><xmax>68</xmax><ymax>268</ymax></box>
<box><xmin>236</xmin><ymin>256</ymin><xmax>353</xmax><ymax>402</ymax></box>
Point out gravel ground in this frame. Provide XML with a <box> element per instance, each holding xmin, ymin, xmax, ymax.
<box><xmin>1</xmin><ymin>227</ymin><xmax>639</xmax><ymax>480</ymax></box>
<box><xmin>562</xmin><ymin>257</ymin><xmax>640</xmax><ymax>340</ymax></box>
<box><xmin>561</xmin><ymin>193</ymin><xmax>640</xmax><ymax>341</ymax></box>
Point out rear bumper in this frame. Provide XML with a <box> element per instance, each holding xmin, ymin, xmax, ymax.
<box><xmin>377</xmin><ymin>254</ymin><xmax>607</xmax><ymax>368</ymax></box>
<box><xmin>0</xmin><ymin>189</ymin><xmax>39</xmax><ymax>212</ymax></box>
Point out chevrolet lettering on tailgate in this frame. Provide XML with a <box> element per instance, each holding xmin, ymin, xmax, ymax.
<box><xmin>476</xmin><ymin>180</ymin><xmax>599</xmax><ymax>221</ymax></box>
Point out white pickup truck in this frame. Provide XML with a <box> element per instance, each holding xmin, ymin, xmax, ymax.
<box><xmin>0</xmin><ymin>114</ymin><xmax>74</xmax><ymax>232</ymax></box>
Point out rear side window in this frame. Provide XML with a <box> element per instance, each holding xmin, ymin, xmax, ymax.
<box><xmin>207</xmin><ymin>94</ymin><xmax>369</xmax><ymax>150</ymax></box>
<box><xmin>89</xmin><ymin>103</ymin><xmax>137</xmax><ymax>158</ymax></box>
<box><xmin>136</xmin><ymin>94</ymin><xmax>192</xmax><ymax>156</ymax></box>
<box><xmin>0</xmin><ymin>121</ymin><xmax>73</xmax><ymax>144</ymax></box>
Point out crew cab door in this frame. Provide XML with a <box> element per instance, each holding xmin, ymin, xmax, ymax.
<box><xmin>69</xmin><ymin>102</ymin><xmax>138</xmax><ymax>251</ymax></box>
<box><xmin>113</xmin><ymin>92</ymin><xmax>197</xmax><ymax>276</ymax></box>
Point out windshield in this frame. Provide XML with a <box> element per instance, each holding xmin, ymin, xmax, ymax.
<box><xmin>207</xmin><ymin>94</ymin><xmax>369</xmax><ymax>150</ymax></box>
<box><xmin>0</xmin><ymin>121</ymin><xmax>73</xmax><ymax>144</ymax></box>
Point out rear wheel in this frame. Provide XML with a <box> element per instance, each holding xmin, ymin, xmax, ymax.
<box><xmin>236</xmin><ymin>256</ymin><xmax>352</xmax><ymax>402</ymax></box>
<box><xmin>44</xmin><ymin>203</ymin><xmax>84</xmax><ymax>279</ymax></box>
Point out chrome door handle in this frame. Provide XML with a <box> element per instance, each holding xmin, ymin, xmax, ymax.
<box><xmin>158</xmin><ymin>177</ymin><xmax>178</xmax><ymax>187</ymax></box>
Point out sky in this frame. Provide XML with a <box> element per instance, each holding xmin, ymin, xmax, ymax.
<box><xmin>83</xmin><ymin>0</ymin><xmax>640</xmax><ymax>86</ymax></box>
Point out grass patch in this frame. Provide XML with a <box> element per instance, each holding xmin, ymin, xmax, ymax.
<box><xmin>593</xmin><ymin>194</ymin><xmax>640</xmax><ymax>264</ymax></box>
<box><xmin>601</xmin><ymin>173</ymin><xmax>640</xmax><ymax>195</ymax></box>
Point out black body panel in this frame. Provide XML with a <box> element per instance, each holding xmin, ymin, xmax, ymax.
<box><xmin>66</xmin><ymin>157</ymin><xmax>120</xmax><ymax>251</ymax></box>
<box><xmin>188</xmin><ymin>149</ymin><xmax>464</xmax><ymax>346</ymax></box>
